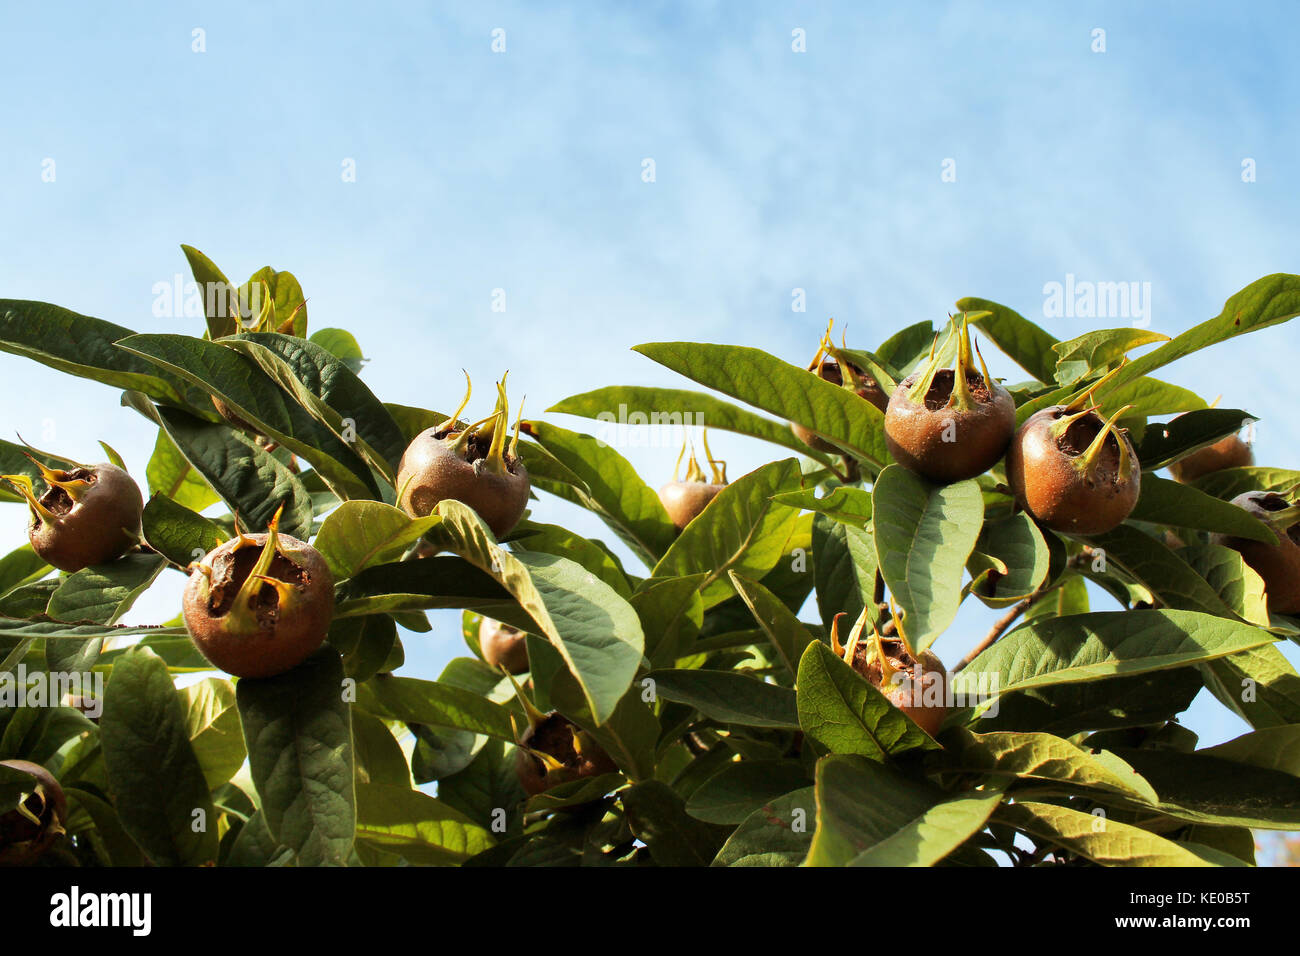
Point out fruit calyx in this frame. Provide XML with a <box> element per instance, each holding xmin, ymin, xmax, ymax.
<box><xmin>424</xmin><ymin>371</ymin><xmax>524</xmax><ymax>479</ymax></box>
<box><xmin>506</xmin><ymin>676</ymin><xmax>616</xmax><ymax>796</ymax></box>
<box><xmin>0</xmin><ymin>759</ymin><xmax>68</xmax><ymax>865</ymax></box>
<box><xmin>901</xmin><ymin>313</ymin><xmax>996</xmax><ymax>413</ymax></box>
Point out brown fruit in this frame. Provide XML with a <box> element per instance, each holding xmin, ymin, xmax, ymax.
<box><xmin>4</xmin><ymin>461</ymin><xmax>143</xmax><ymax>572</ymax></box>
<box><xmin>658</xmin><ymin>480</ymin><xmax>725</xmax><ymax>529</ymax></box>
<box><xmin>515</xmin><ymin>712</ymin><xmax>617</xmax><ymax>797</ymax></box>
<box><xmin>792</xmin><ymin>356</ymin><xmax>889</xmax><ymax>452</ymax></box>
<box><xmin>0</xmin><ymin>759</ymin><xmax>67</xmax><ymax>866</ymax></box>
<box><xmin>1210</xmin><ymin>491</ymin><xmax>1300</xmax><ymax>614</ymax></box>
<box><xmin>479</xmin><ymin>617</ymin><xmax>529</xmax><ymax>674</ymax></box>
<box><xmin>183</xmin><ymin>520</ymin><xmax>335</xmax><ymax>679</ymax></box>
<box><xmin>1169</xmin><ymin>433</ymin><xmax>1253</xmax><ymax>483</ymax></box>
<box><xmin>658</xmin><ymin>430</ymin><xmax>728</xmax><ymax>530</ymax></box>
<box><xmin>1007</xmin><ymin>403</ymin><xmax>1141</xmax><ymax>535</ymax></box>
<box><xmin>883</xmin><ymin>318</ymin><xmax>1014</xmax><ymax>483</ymax></box>
<box><xmin>846</xmin><ymin>632</ymin><xmax>950</xmax><ymax>737</ymax></box>
<box><xmin>396</xmin><ymin>373</ymin><xmax>529</xmax><ymax>539</ymax></box>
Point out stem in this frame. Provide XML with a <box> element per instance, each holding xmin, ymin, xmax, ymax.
<box><xmin>954</xmin><ymin>588</ymin><xmax>1044</xmax><ymax>672</ymax></box>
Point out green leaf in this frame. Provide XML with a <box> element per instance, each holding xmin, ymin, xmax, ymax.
<box><xmin>237</xmin><ymin>649</ymin><xmax>356</xmax><ymax>867</ymax></box>
<box><xmin>645</xmin><ymin>668</ymin><xmax>799</xmax><ymax>728</ymax></box>
<box><xmin>1192</xmin><ymin>465</ymin><xmax>1300</xmax><ymax>501</ymax></box>
<box><xmin>548</xmin><ymin>385</ymin><xmax>836</xmax><ymax>467</ymax></box>
<box><xmin>1180</xmin><ymin>544</ymin><xmax>1269</xmax><ymax>626</ymax></box>
<box><xmin>966</xmin><ymin>512</ymin><xmax>1050</xmax><ymax>608</ymax></box>
<box><xmin>772</xmin><ymin>485</ymin><xmax>873</xmax><ymax>529</ymax></box>
<box><xmin>125</xmin><ymin>397</ymin><xmax>313</xmax><ymax>541</ymax></box>
<box><xmin>0</xmin><ymin>299</ymin><xmax>190</xmax><ymax>405</ymax></box>
<box><xmin>1129</xmin><ymin>475</ymin><xmax>1276</xmax><ymax>544</ymax></box>
<box><xmin>813</xmin><ymin>516</ymin><xmax>877</xmax><ymax>635</ymax></box>
<box><xmin>712</xmin><ymin>786</ymin><xmax>817</xmax><ymax>866</ymax></box>
<box><xmin>729</xmin><ymin>572</ymin><xmax>816</xmax><ymax>676</ymax></box>
<box><xmin>0</xmin><ymin>618</ymin><xmax>187</xmax><ymax>640</ymax></box>
<box><xmin>179</xmin><ymin>677</ymin><xmax>246</xmax><ymax>790</ymax></box>
<box><xmin>806</xmin><ymin>755</ymin><xmax>944</xmax><ymax>866</ymax></box>
<box><xmin>312</xmin><ymin>500</ymin><xmax>440</xmax><ymax>580</ymax></box>
<box><xmin>145</xmin><ymin>427</ymin><xmax>220</xmax><ymax>512</ymax></box>
<box><xmin>872</xmin><ymin>466</ymin><xmax>984</xmax><ymax>652</ymax></box>
<box><xmin>355</xmin><ymin>675</ymin><xmax>516</xmax><ymax>741</ymax></box>
<box><xmin>180</xmin><ymin>244</ymin><xmax>238</xmax><ymax>339</ymax></box>
<box><xmin>141</xmin><ymin>493</ymin><xmax>228</xmax><ymax>568</ymax></box>
<box><xmin>1050</xmin><ymin>328</ymin><xmax>1169</xmax><ymax>384</ymax></box>
<box><xmin>621</xmin><ymin>779</ymin><xmax>730</xmax><ymax>866</ymax></box>
<box><xmin>355</xmin><ymin>783</ymin><xmax>495</xmax><ymax>864</ymax></box>
<box><xmin>634</xmin><ymin>341</ymin><xmax>891</xmax><ymax>468</ymax></box>
<box><xmin>427</xmin><ymin>501</ymin><xmax>644</xmax><ymax>725</ymax></box>
<box><xmin>436</xmin><ymin>738</ymin><xmax>527</xmax><ymax>832</ymax></box>
<box><xmin>632</xmin><ymin>573</ymin><xmax>706</xmax><ymax>666</ymax></box>
<box><xmin>1135</xmin><ymin>408</ymin><xmax>1256</xmax><ymax>471</ymax></box>
<box><xmin>1087</xmin><ymin>525</ymin><xmax>1237</xmax><ymax>617</ymax></box>
<box><xmin>953</xmin><ymin>609</ymin><xmax>1276</xmax><ymax>700</ymax></box>
<box><xmin>651</xmin><ymin>458</ymin><xmax>804</xmax><ymax>609</ymax></box>
<box><xmin>100</xmin><ymin>648</ymin><xmax>219</xmax><ymax>866</ymax></box>
<box><xmin>308</xmin><ymin>328</ymin><xmax>365</xmax><ymax>375</ymax></box>
<box><xmin>523</xmin><ymin>420</ymin><xmax>677</xmax><ymax>566</ymax></box>
<box><xmin>0</xmin><ymin>546</ymin><xmax>50</xmax><ymax>599</ymax></box>
<box><xmin>510</xmin><ymin>521</ymin><xmax>632</xmax><ymax>599</ymax></box>
<box><xmin>1201</xmin><ymin>644</ymin><xmax>1300</xmax><ymax>729</ymax></box>
<box><xmin>47</xmin><ymin>553</ymin><xmax>167</xmax><ymax>625</ymax></box>
<box><xmin>685</xmin><ymin>760</ymin><xmax>811</xmax><ymax>824</ymax></box>
<box><xmin>223</xmin><ymin>332</ymin><xmax>407</xmax><ymax>477</ymax></box>
<box><xmin>1099</xmin><ymin>273</ymin><xmax>1300</xmax><ymax>395</ymax></box>
<box><xmin>977</xmin><ymin>667</ymin><xmax>1202</xmax><ymax>736</ymax></box>
<box><xmin>795</xmin><ymin>641</ymin><xmax>941</xmax><ymax>758</ymax></box>
<box><xmin>959</xmin><ymin>297</ymin><xmax>1060</xmax><ymax>384</ymax></box>
<box><xmin>1202</xmin><ymin>725</ymin><xmax>1300</xmax><ymax>776</ymax></box>
<box><xmin>848</xmin><ymin>784</ymin><xmax>1007</xmax><ymax>867</ymax></box>
<box><xmin>997</xmin><ymin>801</ymin><xmax>1240</xmax><ymax>866</ymax></box>
<box><xmin>945</xmin><ymin>728</ymin><xmax>1159</xmax><ymax>804</ymax></box>
<box><xmin>116</xmin><ymin>334</ymin><xmax>379</xmax><ymax>499</ymax></box>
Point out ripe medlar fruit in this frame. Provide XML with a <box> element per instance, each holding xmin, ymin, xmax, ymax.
<box><xmin>833</xmin><ymin>611</ymin><xmax>949</xmax><ymax>737</ymax></box>
<box><xmin>515</xmin><ymin>711</ymin><xmax>617</xmax><ymax>797</ymax></box>
<box><xmin>790</xmin><ymin>322</ymin><xmax>890</xmax><ymax>452</ymax></box>
<box><xmin>182</xmin><ymin>510</ymin><xmax>335</xmax><ymax>678</ymax></box>
<box><xmin>3</xmin><ymin>458</ymin><xmax>143</xmax><ymax>573</ymax></box>
<box><xmin>658</xmin><ymin>431</ymin><xmax>728</xmax><ymax>530</ymax></box>
<box><xmin>397</xmin><ymin>373</ymin><xmax>530</xmax><ymax>539</ymax></box>
<box><xmin>1168</xmin><ymin>428</ymin><xmax>1253</xmax><ymax>483</ymax></box>
<box><xmin>479</xmin><ymin>617</ymin><xmax>529</xmax><ymax>674</ymax></box>
<box><xmin>1210</xmin><ymin>491</ymin><xmax>1300</xmax><ymax>614</ymax></box>
<box><xmin>0</xmin><ymin>759</ymin><xmax>67</xmax><ymax>866</ymax></box>
<box><xmin>883</xmin><ymin>317</ymin><xmax>1015</xmax><ymax>483</ymax></box>
<box><xmin>1007</xmin><ymin>398</ymin><xmax>1141</xmax><ymax>535</ymax></box>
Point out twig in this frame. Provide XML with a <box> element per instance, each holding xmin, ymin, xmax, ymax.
<box><xmin>954</xmin><ymin>590</ymin><xmax>1041</xmax><ymax>672</ymax></box>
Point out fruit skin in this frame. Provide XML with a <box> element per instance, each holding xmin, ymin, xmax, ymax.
<box><xmin>848</xmin><ymin>637</ymin><xmax>949</xmax><ymax>737</ymax></box>
<box><xmin>1007</xmin><ymin>406</ymin><xmax>1140</xmax><ymax>535</ymax></box>
<box><xmin>397</xmin><ymin>427</ymin><xmax>530</xmax><ymax>539</ymax></box>
<box><xmin>479</xmin><ymin>617</ymin><xmax>529</xmax><ymax>674</ymax></box>
<box><xmin>884</xmin><ymin>369</ymin><xmax>1015</xmax><ymax>483</ymax></box>
<box><xmin>792</xmin><ymin>358</ymin><xmax>888</xmax><ymax>452</ymax></box>
<box><xmin>1169</xmin><ymin>433</ymin><xmax>1253</xmax><ymax>483</ymax></box>
<box><xmin>27</xmin><ymin>464</ymin><xmax>143</xmax><ymax>572</ymax></box>
<box><xmin>182</xmin><ymin>532</ymin><xmax>335</xmax><ymax>679</ymax></box>
<box><xmin>1210</xmin><ymin>492</ymin><xmax>1300</xmax><ymax>614</ymax></box>
<box><xmin>515</xmin><ymin>712</ymin><xmax>617</xmax><ymax>797</ymax></box>
<box><xmin>0</xmin><ymin>759</ymin><xmax>67</xmax><ymax>866</ymax></box>
<box><xmin>658</xmin><ymin>480</ymin><xmax>724</xmax><ymax>529</ymax></box>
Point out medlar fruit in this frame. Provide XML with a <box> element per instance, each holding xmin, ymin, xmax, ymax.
<box><xmin>3</xmin><ymin>457</ymin><xmax>143</xmax><ymax>572</ymax></box>
<box><xmin>833</xmin><ymin>611</ymin><xmax>949</xmax><ymax>737</ymax></box>
<box><xmin>883</xmin><ymin>316</ymin><xmax>1015</xmax><ymax>483</ymax></box>
<box><xmin>658</xmin><ymin>430</ymin><xmax>728</xmax><ymax>530</ymax></box>
<box><xmin>790</xmin><ymin>321</ymin><xmax>890</xmax><ymax>452</ymax></box>
<box><xmin>1007</xmin><ymin>398</ymin><xmax>1141</xmax><ymax>535</ymax></box>
<box><xmin>479</xmin><ymin>617</ymin><xmax>529</xmax><ymax>675</ymax></box>
<box><xmin>182</xmin><ymin>509</ymin><xmax>335</xmax><ymax>678</ymax></box>
<box><xmin>397</xmin><ymin>373</ymin><xmax>530</xmax><ymax>539</ymax></box>
<box><xmin>0</xmin><ymin>759</ymin><xmax>67</xmax><ymax>866</ymax></box>
<box><xmin>515</xmin><ymin>711</ymin><xmax>617</xmax><ymax>797</ymax></box>
<box><xmin>1210</xmin><ymin>491</ymin><xmax>1300</xmax><ymax>614</ymax></box>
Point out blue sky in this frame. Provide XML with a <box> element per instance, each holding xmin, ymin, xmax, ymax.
<box><xmin>3</xmin><ymin>1</ymin><xmax>1299</xmax><ymax>751</ymax></box>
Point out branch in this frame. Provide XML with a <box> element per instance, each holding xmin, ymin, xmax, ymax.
<box><xmin>954</xmin><ymin>590</ymin><xmax>1041</xmax><ymax>672</ymax></box>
